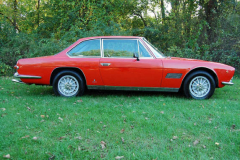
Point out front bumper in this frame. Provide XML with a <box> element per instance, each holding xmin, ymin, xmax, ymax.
<box><xmin>222</xmin><ymin>81</ymin><xmax>234</xmax><ymax>85</ymax></box>
<box><xmin>222</xmin><ymin>77</ymin><xmax>234</xmax><ymax>85</ymax></box>
<box><xmin>12</xmin><ymin>79</ymin><xmax>24</xmax><ymax>84</ymax></box>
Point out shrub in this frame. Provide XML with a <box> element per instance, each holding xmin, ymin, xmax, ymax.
<box><xmin>0</xmin><ymin>61</ymin><xmax>12</xmax><ymax>76</ymax></box>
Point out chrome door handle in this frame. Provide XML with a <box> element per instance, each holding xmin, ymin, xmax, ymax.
<box><xmin>101</xmin><ymin>63</ymin><xmax>111</xmax><ymax>66</ymax></box>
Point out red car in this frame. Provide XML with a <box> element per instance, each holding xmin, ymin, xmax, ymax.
<box><xmin>12</xmin><ymin>36</ymin><xmax>235</xmax><ymax>99</ymax></box>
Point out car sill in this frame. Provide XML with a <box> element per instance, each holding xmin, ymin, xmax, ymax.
<box><xmin>87</xmin><ymin>85</ymin><xmax>179</xmax><ymax>92</ymax></box>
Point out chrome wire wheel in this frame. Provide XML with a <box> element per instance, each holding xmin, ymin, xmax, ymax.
<box><xmin>189</xmin><ymin>76</ymin><xmax>211</xmax><ymax>98</ymax></box>
<box><xmin>58</xmin><ymin>75</ymin><xmax>79</xmax><ymax>97</ymax></box>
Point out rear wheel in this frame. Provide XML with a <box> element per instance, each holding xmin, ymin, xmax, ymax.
<box><xmin>183</xmin><ymin>71</ymin><xmax>215</xmax><ymax>100</ymax></box>
<box><xmin>53</xmin><ymin>70</ymin><xmax>85</xmax><ymax>97</ymax></box>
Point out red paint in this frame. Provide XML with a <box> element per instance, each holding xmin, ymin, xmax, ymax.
<box><xmin>15</xmin><ymin>36</ymin><xmax>235</xmax><ymax>89</ymax></box>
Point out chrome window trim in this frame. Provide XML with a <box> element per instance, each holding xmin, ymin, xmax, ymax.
<box><xmin>66</xmin><ymin>56</ymin><xmax>102</xmax><ymax>58</ymax></box>
<box><xmin>101</xmin><ymin>38</ymin><xmax>153</xmax><ymax>59</ymax></box>
<box><xmin>138</xmin><ymin>40</ymin><xmax>153</xmax><ymax>58</ymax></box>
<box><xmin>137</xmin><ymin>39</ymin><xmax>140</xmax><ymax>57</ymax></box>
<box><xmin>141</xmin><ymin>38</ymin><xmax>165</xmax><ymax>59</ymax></box>
<box><xmin>101</xmin><ymin>38</ymin><xmax>104</xmax><ymax>58</ymax></box>
<box><xmin>100</xmin><ymin>57</ymin><xmax>154</xmax><ymax>59</ymax></box>
<box><xmin>100</xmin><ymin>38</ymin><xmax>103</xmax><ymax>58</ymax></box>
<box><xmin>66</xmin><ymin>38</ymin><xmax>155</xmax><ymax>59</ymax></box>
<box><xmin>87</xmin><ymin>85</ymin><xmax>179</xmax><ymax>92</ymax></box>
<box><xmin>102</xmin><ymin>39</ymin><xmax>139</xmax><ymax>58</ymax></box>
<box><xmin>139</xmin><ymin>38</ymin><xmax>156</xmax><ymax>58</ymax></box>
<box><xmin>67</xmin><ymin>38</ymin><xmax>101</xmax><ymax>58</ymax></box>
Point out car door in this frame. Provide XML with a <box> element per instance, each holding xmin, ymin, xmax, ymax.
<box><xmin>99</xmin><ymin>38</ymin><xmax>163</xmax><ymax>88</ymax></box>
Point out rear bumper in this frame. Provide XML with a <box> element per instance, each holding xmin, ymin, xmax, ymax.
<box><xmin>12</xmin><ymin>72</ymin><xmax>42</xmax><ymax>84</ymax></box>
<box><xmin>13</xmin><ymin>72</ymin><xmax>41</xmax><ymax>79</ymax></box>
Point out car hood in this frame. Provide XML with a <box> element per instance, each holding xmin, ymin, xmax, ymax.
<box><xmin>169</xmin><ymin>57</ymin><xmax>232</xmax><ymax>66</ymax></box>
<box><xmin>164</xmin><ymin>57</ymin><xmax>235</xmax><ymax>71</ymax></box>
<box><xmin>169</xmin><ymin>57</ymin><xmax>206</xmax><ymax>62</ymax></box>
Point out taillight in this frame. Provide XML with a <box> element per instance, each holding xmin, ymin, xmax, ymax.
<box><xmin>14</xmin><ymin>65</ymin><xmax>19</xmax><ymax>70</ymax></box>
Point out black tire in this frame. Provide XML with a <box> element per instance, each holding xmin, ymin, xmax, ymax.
<box><xmin>183</xmin><ymin>71</ymin><xmax>215</xmax><ymax>100</ymax></box>
<box><xmin>52</xmin><ymin>70</ymin><xmax>85</xmax><ymax>97</ymax></box>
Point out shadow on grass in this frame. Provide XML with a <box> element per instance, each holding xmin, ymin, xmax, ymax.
<box><xmin>23</xmin><ymin>85</ymin><xmax>186</xmax><ymax>99</ymax></box>
<box><xmin>85</xmin><ymin>89</ymin><xmax>185</xmax><ymax>99</ymax></box>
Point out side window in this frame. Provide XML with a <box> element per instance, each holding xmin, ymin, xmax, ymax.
<box><xmin>68</xmin><ymin>39</ymin><xmax>100</xmax><ymax>57</ymax></box>
<box><xmin>139</xmin><ymin>42</ymin><xmax>151</xmax><ymax>57</ymax></box>
<box><xmin>103</xmin><ymin>39</ymin><xmax>138</xmax><ymax>58</ymax></box>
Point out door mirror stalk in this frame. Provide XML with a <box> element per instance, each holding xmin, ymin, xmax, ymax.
<box><xmin>133</xmin><ymin>53</ymin><xmax>139</xmax><ymax>61</ymax></box>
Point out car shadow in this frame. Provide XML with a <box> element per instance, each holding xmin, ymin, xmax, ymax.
<box><xmin>22</xmin><ymin>85</ymin><xmax>185</xmax><ymax>99</ymax></box>
<box><xmin>85</xmin><ymin>89</ymin><xmax>185</xmax><ymax>99</ymax></box>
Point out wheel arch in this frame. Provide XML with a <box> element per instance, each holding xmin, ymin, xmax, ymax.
<box><xmin>180</xmin><ymin>67</ymin><xmax>219</xmax><ymax>89</ymax></box>
<box><xmin>50</xmin><ymin>67</ymin><xmax>87</xmax><ymax>87</ymax></box>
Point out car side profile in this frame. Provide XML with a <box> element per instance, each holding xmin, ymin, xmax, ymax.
<box><xmin>12</xmin><ymin>36</ymin><xmax>235</xmax><ymax>99</ymax></box>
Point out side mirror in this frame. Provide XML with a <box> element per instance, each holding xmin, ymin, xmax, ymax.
<box><xmin>133</xmin><ymin>53</ymin><xmax>139</xmax><ymax>61</ymax></box>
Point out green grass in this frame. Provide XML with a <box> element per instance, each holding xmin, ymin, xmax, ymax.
<box><xmin>0</xmin><ymin>76</ymin><xmax>240</xmax><ymax>159</ymax></box>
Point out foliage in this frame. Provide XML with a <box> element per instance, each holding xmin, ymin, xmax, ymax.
<box><xmin>0</xmin><ymin>0</ymin><xmax>240</xmax><ymax>76</ymax></box>
<box><xmin>0</xmin><ymin>31</ymin><xmax>70</xmax><ymax>68</ymax></box>
<box><xmin>0</xmin><ymin>60</ymin><xmax>11</xmax><ymax>76</ymax></box>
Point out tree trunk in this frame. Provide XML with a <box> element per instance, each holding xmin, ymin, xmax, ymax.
<box><xmin>204</xmin><ymin>0</ymin><xmax>218</xmax><ymax>42</ymax></box>
<box><xmin>160</xmin><ymin>0</ymin><xmax>165</xmax><ymax>23</ymax></box>
<box><xmin>186</xmin><ymin>0</ymin><xmax>194</xmax><ymax>38</ymax></box>
<box><xmin>37</xmin><ymin>0</ymin><xmax>40</xmax><ymax>27</ymax></box>
<box><xmin>13</xmin><ymin>0</ymin><xmax>18</xmax><ymax>32</ymax></box>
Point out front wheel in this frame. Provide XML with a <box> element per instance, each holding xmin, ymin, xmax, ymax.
<box><xmin>53</xmin><ymin>70</ymin><xmax>85</xmax><ymax>97</ymax></box>
<box><xmin>183</xmin><ymin>71</ymin><xmax>215</xmax><ymax>100</ymax></box>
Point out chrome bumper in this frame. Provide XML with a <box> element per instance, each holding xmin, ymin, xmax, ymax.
<box><xmin>222</xmin><ymin>81</ymin><xmax>234</xmax><ymax>85</ymax></box>
<box><xmin>13</xmin><ymin>72</ymin><xmax>41</xmax><ymax>79</ymax></box>
<box><xmin>12</xmin><ymin>72</ymin><xmax>41</xmax><ymax>84</ymax></box>
<box><xmin>12</xmin><ymin>79</ymin><xmax>24</xmax><ymax>84</ymax></box>
<box><xmin>222</xmin><ymin>77</ymin><xmax>234</xmax><ymax>85</ymax></box>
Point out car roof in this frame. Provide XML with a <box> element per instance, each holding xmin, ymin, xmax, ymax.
<box><xmin>79</xmin><ymin>36</ymin><xmax>143</xmax><ymax>40</ymax></box>
<box><xmin>57</xmin><ymin>36</ymin><xmax>144</xmax><ymax>57</ymax></box>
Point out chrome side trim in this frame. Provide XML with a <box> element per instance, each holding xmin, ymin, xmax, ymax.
<box><xmin>222</xmin><ymin>81</ymin><xmax>234</xmax><ymax>85</ymax></box>
<box><xmin>14</xmin><ymin>72</ymin><xmax>41</xmax><ymax>79</ymax></box>
<box><xmin>12</xmin><ymin>79</ymin><xmax>25</xmax><ymax>84</ymax></box>
<box><xmin>87</xmin><ymin>85</ymin><xmax>179</xmax><ymax>92</ymax></box>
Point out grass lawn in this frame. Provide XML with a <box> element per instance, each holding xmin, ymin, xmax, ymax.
<box><xmin>0</xmin><ymin>76</ymin><xmax>239</xmax><ymax>159</ymax></box>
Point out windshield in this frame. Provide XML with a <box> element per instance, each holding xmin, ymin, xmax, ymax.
<box><xmin>142</xmin><ymin>38</ymin><xmax>165</xmax><ymax>58</ymax></box>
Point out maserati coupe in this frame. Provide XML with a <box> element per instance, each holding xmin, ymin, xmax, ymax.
<box><xmin>12</xmin><ymin>36</ymin><xmax>235</xmax><ymax>99</ymax></box>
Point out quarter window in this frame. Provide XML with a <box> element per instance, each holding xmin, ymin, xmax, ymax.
<box><xmin>68</xmin><ymin>39</ymin><xmax>100</xmax><ymax>57</ymax></box>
